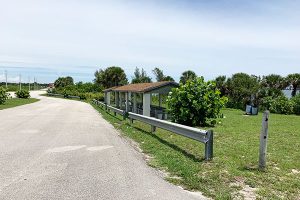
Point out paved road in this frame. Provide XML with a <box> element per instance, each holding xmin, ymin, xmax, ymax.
<box><xmin>0</xmin><ymin>91</ymin><xmax>205</xmax><ymax>200</ymax></box>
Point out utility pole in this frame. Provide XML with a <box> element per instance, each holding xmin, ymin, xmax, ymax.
<box><xmin>28</xmin><ymin>76</ymin><xmax>30</xmax><ymax>91</ymax></box>
<box><xmin>19</xmin><ymin>74</ymin><xmax>22</xmax><ymax>90</ymax></box>
<box><xmin>5</xmin><ymin>70</ymin><xmax>8</xmax><ymax>89</ymax></box>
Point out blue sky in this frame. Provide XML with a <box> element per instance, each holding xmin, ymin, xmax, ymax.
<box><xmin>0</xmin><ymin>0</ymin><xmax>299</xmax><ymax>83</ymax></box>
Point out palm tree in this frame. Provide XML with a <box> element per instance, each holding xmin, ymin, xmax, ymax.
<box><xmin>179</xmin><ymin>70</ymin><xmax>197</xmax><ymax>84</ymax></box>
<box><xmin>215</xmin><ymin>75</ymin><xmax>227</xmax><ymax>96</ymax></box>
<box><xmin>285</xmin><ymin>73</ymin><xmax>300</xmax><ymax>97</ymax></box>
<box><xmin>261</xmin><ymin>74</ymin><xmax>284</xmax><ymax>90</ymax></box>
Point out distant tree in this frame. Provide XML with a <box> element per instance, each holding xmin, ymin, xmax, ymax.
<box><xmin>215</xmin><ymin>75</ymin><xmax>228</xmax><ymax>96</ymax></box>
<box><xmin>152</xmin><ymin>67</ymin><xmax>165</xmax><ymax>82</ymax></box>
<box><xmin>163</xmin><ymin>76</ymin><xmax>175</xmax><ymax>82</ymax></box>
<box><xmin>258</xmin><ymin>74</ymin><xmax>285</xmax><ymax>100</ymax></box>
<box><xmin>226</xmin><ymin>73</ymin><xmax>260</xmax><ymax>109</ymax></box>
<box><xmin>261</xmin><ymin>74</ymin><xmax>285</xmax><ymax>90</ymax></box>
<box><xmin>94</xmin><ymin>66</ymin><xmax>128</xmax><ymax>88</ymax></box>
<box><xmin>54</xmin><ymin>76</ymin><xmax>74</xmax><ymax>88</ymax></box>
<box><xmin>76</xmin><ymin>82</ymin><xmax>102</xmax><ymax>93</ymax></box>
<box><xmin>180</xmin><ymin>70</ymin><xmax>197</xmax><ymax>84</ymax></box>
<box><xmin>285</xmin><ymin>73</ymin><xmax>300</xmax><ymax>97</ymax></box>
<box><xmin>131</xmin><ymin>67</ymin><xmax>152</xmax><ymax>83</ymax></box>
<box><xmin>152</xmin><ymin>67</ymin><xmax>175</xmax><ymax>82</ymax></box>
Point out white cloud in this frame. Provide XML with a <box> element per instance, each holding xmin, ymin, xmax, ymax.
<box><xmin>0</xmin><ymin>73</ymin><xmax>20</xmax><ymax>83</ymax></box>
<box><xmin>0</xmin><ymin>0</ymin><xmax>299</xmax><ymax>82</ymax></box>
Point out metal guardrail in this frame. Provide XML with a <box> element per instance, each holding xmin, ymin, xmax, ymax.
<box><xmin>92</xmin><ymin>99</ymin><xmax>213</xmax><ymax>160</ymax></box>
<box><xmin>69</xmin><ymin>95</ymin><xmax>80</xmax><ymax>99</ymax></box>
<box><xmin>47</xmin><ymin>93</ymin><xmax>80</xmax><ymax>99</ymax></box>
<box><xmin>48</xmin><ymin>93</ymin><xmax>64</xmax><ymax>97</ymax></box>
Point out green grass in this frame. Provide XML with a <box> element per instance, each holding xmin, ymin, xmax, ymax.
<box><xmin>0</xmin><ymin>98</ymin><xmax>39</xmax><ymax>110</ymax></box>
<box><xmin>91</xmin><ymin>103</ymin><xmax>300</xmax><ymax>199</ymax></box>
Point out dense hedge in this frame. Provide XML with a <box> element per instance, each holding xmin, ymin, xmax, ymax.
<box><xmin>214</xmin><ymin>73</ymin><xmax>300</xmax><ymax>115</ymax></box>
<box><xmin>15</xmin><ymin>90</ymin><xmax>30</xmax><ymax>99</ymax></box>
<box><xmin>260</xmin><ymin>95</ymin><xmax>299</xmax><ymax>115</ymax></box>
<box><xmin>291</xmin><ymin>94</ymin><xmax>300</xmax><ymax>115</ymax></box>
<box><xmin>0</xmin><ymin>86</ymin><xmax>8</xmax><ymax>104</ymax></box>
<box><xmin>48</xmin><ymin>88</ymin><xmax>104</xmax><ymax>101</ymax></box>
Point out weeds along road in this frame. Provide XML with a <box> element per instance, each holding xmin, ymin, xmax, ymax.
<box><xmin>0</xmin><ymin>91</ymin><xmax>205</xmax><ymax>200</ymax></box>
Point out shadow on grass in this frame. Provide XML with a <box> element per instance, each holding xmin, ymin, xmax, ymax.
<box><xmin>92</xmin><ymin>103</ymin><xmax>206</xmax><ymax>163</ymax></box>
<box><xmin>131</xmin><ymin>125</ymin><xmax>205</xmax><ymax>163</ymax></box>
<box><xmin>104</xmin><ymin>110</ymin><xmax>124</xmax><ymax>121</ymax></box>
<box><xmin>238</xmin><ymin>164</ymin><xmax>263</xmax><ymax>173</ymax></box>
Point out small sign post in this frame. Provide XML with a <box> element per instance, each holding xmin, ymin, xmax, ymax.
<box><xmin>259</xmin><ymin>110</ymin><xmax>270</xmax><ymax>170</ymax></box>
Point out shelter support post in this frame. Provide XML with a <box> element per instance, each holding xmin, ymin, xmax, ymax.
<box><xmin>158</xmin><ymin>94</ymin><xmax>162</xmax><ymax>107</ymax></box>
<box><xmin>125</xmin><ymin>92</ymin><xmax>129</xmax><ymax>112</ymax></box>
<box><xmin>133</xmin><ymin>93</ymin><xmax>137</xmax><ymax>113</ymax></box>
<box><xmin>106</xmin><ymin>92</ymin><xmax>111</xmax><ymax>105</ymax></box>
<box><xmin>115</xmin><ymin>91</ymin><xmax>119</xmax><ymax>108</ymax></box>
<box><xmin>143</xmin><ymin>93</ymin><xmax>151</xmax><ymax>117</ymax></box>
<box><xmin>119</xmin><ymin>92</ymin><xmax>122</xmax><ymax>109</ymax></box>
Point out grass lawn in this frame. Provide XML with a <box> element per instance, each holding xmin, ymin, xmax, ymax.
<box><xmin>91</xmin><ymin>103</ymin><xmax>300</xmax><ymax>200</ymax></box>
<box><xmin>0</xmin><ymin>98</ymin><xmax>39</xmax><ymax>110</ymax></box>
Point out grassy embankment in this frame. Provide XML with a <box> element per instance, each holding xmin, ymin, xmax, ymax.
<box><xmin>91</xmin><ymin>103</ymin><xmax>300</xmax><ymax>200</ymax></box>
<box><xmin>0</xmin><ymin>98</ymin><xmax>39</xmax><ymax>110</ymax></box>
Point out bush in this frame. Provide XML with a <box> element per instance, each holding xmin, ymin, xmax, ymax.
<box><xmin>291</xmin><ymin>94</ymin><xmax>300</xmax><ymax>115</ymax></box>
<box><xmin>0</xmin><ymin>86</ymin><xmax>8</xmax><ymax>104</ymax></box>
<box><xmin>167</xmin><ymin>77</ymin><xmax>227</xmax><ymax>126</ymax></box>
<box><xmin>78</xmin><ymin>93</ymin><xmax>87</xmax><ymax>100</ymax></box>
<box><xmin>84</xmin><ymin>92</ymin><xmax>104</xmax><ymax>101</ymax></box>
<box><xmin>261</xmin><ymin>96</ymin><xmax>294</xmax><ymax>115</ymax></box>
<box><xmin>15</xmin><ymin>90</ymin><xmax>30</xmax><ymax>99</ymax></box>
<box><xmin>93</xmin><ymin>93</ymin><xmax>104</xmax><ymax>101</ymax></box>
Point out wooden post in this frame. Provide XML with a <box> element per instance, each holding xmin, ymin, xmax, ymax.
<box><xmin>259</xmin><ymin>110</ymin><xmax>270</xmax><ymax>170</ymax></box>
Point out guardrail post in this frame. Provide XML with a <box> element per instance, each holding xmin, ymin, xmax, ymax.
<box><xmin>122</xmin><ymin>111</ymin><xmax>127</xmax><ymax>120</ymax></box>
<box><xmin>151</xmin><ymin>125</ymin><xmax>156</xmax><ymax>133</ymax></box>
<box><xmin>205</xmin><ymin>130</ymin><xmax>213</xmax><ymax>160</ymax></box>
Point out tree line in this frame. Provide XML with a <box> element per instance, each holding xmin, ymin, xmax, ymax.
<box><xmin>94</xmin><ymin>66</ymin><xmax>197</xmax><ymax>88</ymax></box>
<box><xmin>52</xmin><ymin>66</ymin><xmax>300</xmax><ymax>115</ymax></box>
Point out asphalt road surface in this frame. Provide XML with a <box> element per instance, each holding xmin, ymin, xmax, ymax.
<box><xmin>0</xmin><ymin>91</ymin><xmax>206</xmax><ymax>200</ymax></box>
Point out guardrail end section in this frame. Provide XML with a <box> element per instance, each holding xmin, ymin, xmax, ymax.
<box><xmin>205</xmin><ymin>130</ymin><xmax>213</xmax><ymax>160</ymax></box>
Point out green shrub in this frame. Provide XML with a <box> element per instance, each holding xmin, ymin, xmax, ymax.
<box><xmin>93</xmin><ymin>93</ymin><xmax>104</xmax><ymax>101</ymax></box>
<box><xmin>0</xmin><ymin>86</ymin><xmax>8</xmax><ymax>104</ymax></box>
<box><xmin>167</xmin><ymin>77</ymin><xmax>227</xmax><ymax>126</ymax></box>
<box><xmin>260</xmin><ymin>96</ymin><xmax>274</xmax><ymax>110</ymax></box>
<box><xmin>79</xmin><ymin>93</ymin><xmax>87</xmax><ymax>100</ymax></box>
<box><xmin>62</xmin><ymin>89</ymin><xmax>71</xmax><ymax>98</ymax></box>
<box><xmin>83</xmin><ymin>92</ymin><xmax>104</xmax><ymax>101</ymax></box>
<box><xmin>261</xmin><ymin>96</ymin><xmax>295</xmax><ymax>115</ymax></box>
<box><xmin>291</xmin><ymin>94</ymin><xmax>300</xmax><ymax>115</ymax></box>
<box><xmin>15</xmin><ymin>90</ymin><xmax>30</xmax><ymax>99</ymax></box>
